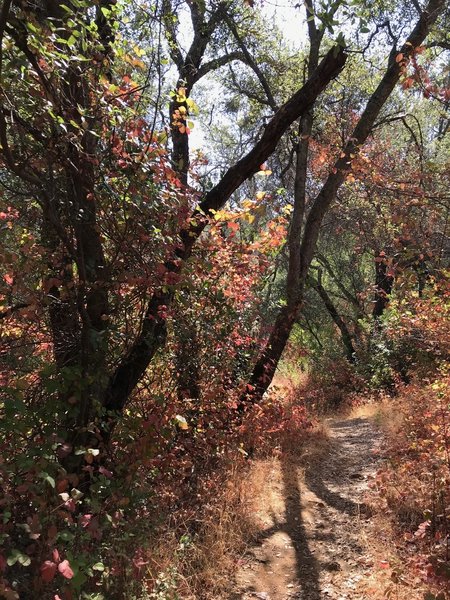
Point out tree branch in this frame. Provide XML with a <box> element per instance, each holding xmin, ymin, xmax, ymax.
<box><xmin>0</xmin><ymin>110</ymin><xmax>42</xmax><ymax>186</ymax></box>
<box><xmin>0</xmin><ymin>302</ymin><xmax>29</xmax><ymax>320</ymax></box>
<box><xmin>307</xmin><ymin>273</ymin><xmax>356</xmax><ymax>362</ymax></box>
<box><xmin>104</xmin><ymin>45</ymin><xmax>347</xmax><ymax>415</ymax></box>
<box><xmin>1</xmin><ymin>105</ymin><xmax>48</xmax><ymax>144</ymax></box>
<box><xmin>192</xmin><ymin>50</ymin><xmax>246</xmax><ymax>85</ymax></box>
<box><xmin>180</xmin><ymin>1</ymin><xmax>230</xmax><ymax>89</ymax></box>
<box><xmin>299</xmin><ymin>0</ymin><xmax>445</xmax><ymax>282</ymax></box>
<box><xmin>162</xmin><ymin>0</ymin><xmax>184</xmax><ymax>72</ymax></box>
<box><xmin>0</xmin><ymin>0</ymin><xmax>11</xmax><ymax>77</ymax></box>
<box><xmin>224</xmin><ymin>14</ymin><xmax>277</xmax><ymax>111</ymax></box>
<box><xmin>315</xmin><ymin>252</ymin><xmax>364</xmax><ymax>318</ymax></box>
<box><xmin>428</xmin><ymin>40</ymin><xmax>450</xmax><ymax>50</ymax></box>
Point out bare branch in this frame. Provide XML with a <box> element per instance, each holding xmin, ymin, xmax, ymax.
<box><xmin>192</xmin><ymin>51</ymin><xmax>246</xmax><ymax>85</ymax></box>
<box><xmin>224</xmin><ymin>14</ymin><xmax>277</xmax><ymax>111</ymax></box>
<box><xmin>0</xmin><ymin>302</ymin><xmax>30</xmax><ymax>320</ymax></box>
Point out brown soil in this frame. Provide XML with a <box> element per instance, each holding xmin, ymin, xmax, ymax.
<box><xmin>230</xmin><ymin>414</ymin><xmax>384</xmax><ymax>600</ymax></box>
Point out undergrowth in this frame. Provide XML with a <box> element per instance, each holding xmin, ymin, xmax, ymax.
<box><xmin>373</xmin><ymin>369</ymin><xmax>450</xmax><ymax>599</ymax></box>
<box><xmin>132</xmin><ymin>374</ymin><xmax>315</xmax><ymax>599</ymax></box>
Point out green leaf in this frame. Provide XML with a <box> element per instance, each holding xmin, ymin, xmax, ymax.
<box><xmin>58</xmin><ymin>531</ymin><xmax>74</xmax><ymax>542</ymax></box>
<box><xmin>40</xmin><ymin>472</ymin><xmax>55</xmax><ymax>488</ymax></box>
<box><xmin>18</xmin><ymin>554</ymin><xmax>31</xmax><ymax>566</ymax></box>
<box><xmin>7</xmin><ymin>550</ymin><xmax>30</xmax><ymax>567</ymax></box>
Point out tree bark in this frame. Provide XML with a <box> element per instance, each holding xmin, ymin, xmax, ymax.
<box><xmin>372</xmin><ymin>251</ymin><xmax>394</xmax><ymax>319</ymax></box>
<box><xmin>308</xmin><ymin>274</ymin><xmax>356</xmax><ymax>363</ymax></box>
<box><xmin>103</xmin><ymin>46</ymin><xmax>347</xmax><ymax>417</ymax></box>
<box><xmin>164</xmin><ymin>2</ymin><xmax>245</xmax><ymax>400</ymax></box>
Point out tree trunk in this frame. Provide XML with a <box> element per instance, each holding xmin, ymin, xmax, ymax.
<box><xmin>308</xmin><ymin>274</ymin><xmax>356</xmax><ymax>363</ymax></box>
<box><xmin>103</xmin><ymin>46</ymin><xmax>347</xmax><ymax>420</ymax></box>
<box><xmin>372</xmin><ymin>251</ymin><xmax>394</xmax><ymax>319</ymax></box>
<box><xmin>240</xmin><ymin>0</ymin><xmax>444</xmax><ymax>407</ymax></box>
<box><xmin>241</xmin><ymin>305</ymin><xmax>300</xmax><ymax>406</ymax></box>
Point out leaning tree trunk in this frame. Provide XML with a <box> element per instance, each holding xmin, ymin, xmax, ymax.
<box><xmin>103</xmin><ymin>45</ymin><xmax>348</xmax><ymax>422</ymax></box>
<box><xmin>240</xmin><ymin>0</ymin><xmax>445</xmax><ymax>408</ymax></box>
<box><xmin>308</xmin><ymin>273</ymin><xmax>356</xmax><ymax>363</ymax></box>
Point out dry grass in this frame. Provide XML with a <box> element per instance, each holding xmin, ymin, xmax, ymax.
<box><xmin>140</xmin><ymin>414</ymin><xmax>327</xmax><ymax>598</ymax></box>
<box><xmin>359</xmin><ymin>377</ymin><xmax>450</xmax><ymax>600</ymax></box>
<box><xmin>140</xmin><ymin>461</ymin><xmax>263</xmax><ymax>599</ymax></box>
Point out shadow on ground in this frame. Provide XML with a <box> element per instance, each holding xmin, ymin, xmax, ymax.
<box><xmin>234</xmin><ymin>417</ymin><xmax>377</xmax><ymax>599</ymax></box>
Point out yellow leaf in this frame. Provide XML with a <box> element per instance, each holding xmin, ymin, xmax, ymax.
<box><xmin>243</xmin><ymin>213</ymin><xmax>255</xmax><ymax>224</ymax></box>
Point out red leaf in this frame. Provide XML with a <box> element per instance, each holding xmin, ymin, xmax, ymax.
<box><xmin>98</xmin><ymin>465</ymin><xmax>113</xmax><ymax>478</ymax></box>
<box><xmin>58</xmin><ymin>559</ymin><xmax>74</xmax><ymax>579</ymax></box>
<box><xmin>52</xmin><ymin>549</ymin><xmax>60</xmax><ymax>563</ymax></box>
<box><xmin>41</xmin><ymin>561</ymin><xmax>57</xmax><ymax>583</ymax></box>
<box><xmin>80</xmin><ymin>514</ymin><xmax>92</xmax><ymax>528</ymax></box>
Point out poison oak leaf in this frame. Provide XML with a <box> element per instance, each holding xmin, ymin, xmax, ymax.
<box><xmin>40</xmin><ymin>560</ymin><xmax>57</xmax><ymax>583</ymax></box>
<box><xmin>58</xmin><ymin>560</ymin><xmax>74</xmax><ymax>579</ymax></box>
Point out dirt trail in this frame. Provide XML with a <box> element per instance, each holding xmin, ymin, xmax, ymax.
<box><xmin>232</xmin><ymin>415</ymin><xmax>383</xmax><ymax>600</ymax></box>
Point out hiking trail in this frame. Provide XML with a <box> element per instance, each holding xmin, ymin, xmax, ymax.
<box><xmin>231</xmin><ymin>414</ymin><xmax>384</xmax><ymax>600</ymax></box>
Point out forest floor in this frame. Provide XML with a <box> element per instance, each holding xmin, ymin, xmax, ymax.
<box><xmin>229</xmin><ymin>408</ymin><xmax>392</xmax><ymax>600</ymax></box>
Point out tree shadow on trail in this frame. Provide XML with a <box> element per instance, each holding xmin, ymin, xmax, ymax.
<box><xmin>280</xmin><ymin>455</ymin><xmax>322</xmax><ymax>599</ymax></box>
<box><xmin>237</xmin><ymin>418</ymin><xmax>378</xmax><ymax>598</ymax></box>
<box><xmin>304</xmin><ymin>417</ymin><xmax>376</xmax><ymax>518</ymax></box>
<box><xmin>304</xmin><ymin>466</ymin><xmax>370</xmax><ymax>517</ymax></box>
<box><xmin>245</xmin><ymin>452</ymin><xmax>322</xmax><ymax>599</ymax></box>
